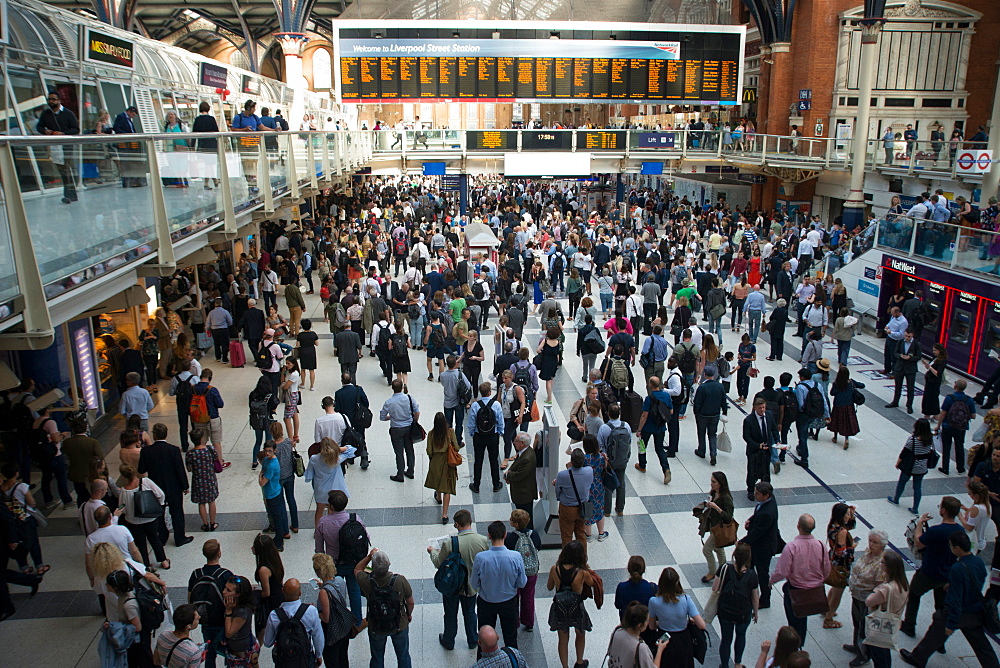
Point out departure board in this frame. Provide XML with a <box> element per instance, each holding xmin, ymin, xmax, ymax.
<box><xmin>467</xmin><ymin>131</ymin><xmax>517</xmax><ymax>151</ymax></box>
<box><xmin>335</xmin><ymin>23</ymin><xmax>744</xmax><ymax>104</ymax></box>
<box><xmin>581</xmin><ymin>130</ymin><xmax>627</xmax><ymax>150</ymax></box>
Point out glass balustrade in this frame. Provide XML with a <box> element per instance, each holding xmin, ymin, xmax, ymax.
<box><xmin>0</xmin><ymin>181</ymin><xmax>20</xmax><ymax>317</ymax></box>
<box><xmin>875</xmin><ymin>215</ymin><xmax>1000</xmax><ymax>279</ymax></box>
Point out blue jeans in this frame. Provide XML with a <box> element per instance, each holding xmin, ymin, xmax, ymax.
<box><xmin>795</xmin><ymin>417</ymin><xmax>812</xmax><ymax>464</ymax></box>
<box><xmin>40</xmin><ymin>452</ymin><xmax>73</xmax><ymax>505</ymax></box>
<box><xmin>837</xmin><ymin>339</ymin><xmax>852</xmax><ymax>366</ymax></box>
<box><xmin>892</xmin><ymin>470</ymin><xmax>924</xmax><ymax>511</ymax></box>
<box><xmin>280</xmin><ymin>477</ymin><xmax>299</xmax><ymax>530</ymax></box>
<box><xmin>678</xmin><ymin>373</ymin><xmax>695</xmax><ymax>416</ymax></box>
<box><xmin>637</xmin><ymin>429</ymin><xmax>669</xmax><ymax>472</ymax></box>
<box><xmin>600</xmin><ymin>292</ymin><xmax>613</xmax><ymax>312</ymax></box>
<box><xmin>200</xmin><ymin>624</ymin><xmax>224</xmax><ymax>668</ymax></box>
<box><xmin>369</xmin><ymin>627</ymin><xmax>411</xmax><ymax>668</ymax></box>
<box><xmin>263</xmin><ymin>494</ymin><xmax>288</xmax><ymax>549</ymax></box>
<box><xmin>441</xmin><ymin>593</ymin><xmax>478</xmax><ymax>649</ymax></box>
<box><xmin>719</xmin><ymin>618</ymin><xmax>751</xmax><ymax>667</ymax></box>
<box><xmin>409</xmin><ymin>315</ymin><xmax>425</xmax><ymax>348</ymax></box>
<box><xmin>444</xmin><ymin>404</ymin><xmax>466</xmax><ymax>446</ymax></box>
<box><xmin>252</xmin><ymin>424</ymin><xmax>270</xmax><ymax>462</ymax></box>
<box><xmin>552</xmin><ymin>269</ymin><xmax>565</xmax><ymax>293</ymax></box>
<box><xmin>747</xmin><ymin>310</ymin><xmax>763</xmax><ymax>342</ymax></box>
<box><xmin>707</xmin><ymin>316</ymin><xmax>723</xmax><ymax>347</ymax></box>
<box><xmin>336</xmin><ymin>562</ymin><xmax>364</xmax><ymax>625</ymax></box>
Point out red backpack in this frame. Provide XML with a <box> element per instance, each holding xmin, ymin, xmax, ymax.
<box><xmin>189</xmin><ymin>386</ymin><xmax>212</xmax><ymax>424</ymax></box>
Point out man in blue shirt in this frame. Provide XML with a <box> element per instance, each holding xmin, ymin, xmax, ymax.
<box><xmin>636</xmin><ymin>376</ymin><xmax>674</xmax><ymax>483</ymax></box>
<box><xmin>882</xmin><ymin>306</ymin><xmax>908</xmax><ymax>376</ymax></box>
<box><xmin>258</xmin><ymin>441</ymin><xmax>287</xmax><ymax>551</ymax></box>
<box><xmin>119</xmin><ymin>372</ymin><xmax>154</xmax><ymax>432</ymax></box>
<box><xmin>793</xmin><ymin>367</ymin><xmax>829</xmax><ymax>468</ymax></box>
<box><xmin>935</xmin><ymin>379</ymin><xmax>977</xmax><ymax>475</ymax></box>
<box><xmin>554</xmin><ymin>449</ymin><xmax>594</xmax><ymax>546</ymax></box>
<box><xmin>262</xmin><ymin>579</ymin><xmax>324</xmax><ymax>662</ymax></box>
<box><xmin>743</xmin><ymin>285</ymin><xmax>767</xmax><ymax>343</ymax></box>
<box><xmin>205</xmin><ymin>299</ymin><xmax>234</xmax><ymax>363</ymax></box>
<box><xmin>900</xmin><ymin>496</ymin><xmax>964</xmax><ymax>638</ymax></box>
<box><xmin>901</xmin><ymin>532</ymin><xmax>998</xmax><ymax>667</ymax></box>
<box><xmin>470</xmin><ymin>521</ymin><xmax>527</xmax><ymax>655</ymax></box>
<box><xmin>380</xmin><ymin>380</ymin><xmax>419</xmax><ymax>484</ymax></box>
<box><xmin>467</xmin><ymin>384</ymin><xmax>505</xmax><ymax>494</ymax></box>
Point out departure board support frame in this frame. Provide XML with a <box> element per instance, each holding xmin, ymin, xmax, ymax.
<box><xmin>333</xmin><ymin>20</ymin><xmax>745</xmax><ymax>106</ymax></box>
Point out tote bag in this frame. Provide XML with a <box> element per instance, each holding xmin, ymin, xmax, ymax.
<box><xmin>863</xmin><ymin>586</ymin><xmax>902</xmax><ymax>649</ymax></box>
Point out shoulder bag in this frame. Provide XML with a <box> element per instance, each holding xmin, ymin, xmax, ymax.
<box><xmin>446</xmin><ymin>434</ymin><xmax>463</xmax><ymax>468</ymax></box>
<box><xmin>789</xmin><ymin>584</ymin><xmax>830</xmax><ymax>617</ymax></box>
<box><xmin>863</xmin><ymin>585</ymin><xmax>902</xmax><ymax>649</ymax></box>
<box><xmin>133</xmin><ymin>479</ymin><xmax>165</xmax><ymax>519</ymax></box>
<box><xmin>568</xmin><ymin>468</ymin><xmax>595</xmax><ymax>521</ymax></box>
<box><xmin>710</xmin><ymin>516</ymin><xmax>738</xmax><ymax>548</ymax></box>
<box><xmin>408</xmin><ymin>395</ymin><xmax>426</xmax><ymax>442</ymax></box>
<box><xmin>688</xmin><ymin>609</ymin><xmax>711</xmax><ymax>664</ymax></box>
<box><xmin>702</xmin><ymin>565</ymin><xmax>725</xmax><ymax>624</ymax></box>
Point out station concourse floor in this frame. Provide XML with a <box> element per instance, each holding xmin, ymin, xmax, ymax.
<box><xmin>3</xmin><ymin>287</ymin><xmax>992</xmax><ymax>668</ymax></box>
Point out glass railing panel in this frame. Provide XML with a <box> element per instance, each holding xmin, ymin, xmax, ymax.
<box><xmin>154</xmin><ymin>135</ymin><xmax>225</xmax><ymax>239</ymax></box>
<box><xmin>266</xmin><ymin>132</ymin><xmax>289</xmax><ymax>196</ymax></box>
<box><xmin>912</xmin><ymin>218</ymin><xmax>956</xmax><ymax>264</ymax></box>
<box><xmin>15</xmin><ymin>136</ymin><xmax>157</xmax><ymax>297</ymax></box>
<box><xmin>954</xmin><ymin>223</ymin><xmax>1000</xmax><ymax>277</ymax></box>
<box><xmin>875</xmin><ymin>215</ymin><xmax>916</xmax><ymax>253</ymax></box>
<box><xmin>221</xmin><ymin>136</ymin><xmax>254</xmax><ymax>212</ymax></box>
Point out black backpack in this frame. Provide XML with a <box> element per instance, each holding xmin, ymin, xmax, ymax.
<box><xmin>430</xmin><ymin>324</ymin><xmax>446</xmax><ymax>349</ymax></box>
<box><xmin>677</xmin><ymin>345</ymin><xmax>698</xmax><ymax>375</ymax></box>
<box><xmin>513</xmin><ymin>364</ymin><xmax>533</xmax><ymax>398</ymax></box>
<box><xmin>128</xmin><ymin>564</ymin><xmax>168</xmax><ymax>632</ymax></box>
<box><xmin>0</xmin><ymin>394</ymin><xmax>35</xmax><ymax>433</ymax></box>
<box><xmin>29</xmin><ymin>417</ymin><xmax>57</xmax><ymax>464</ymax></box>
<box><xmin>407</xmin><ymin>303</ymin><xmax>421</xmax><ymax>320</ymax></box>
<box><xmin>249</xmin><ymin>394</ymin><xmax>272</xmax><ymax>430</ymax></box>
<box><xmin>255</xmin><ymin>342</ymin><xmax>276</xmax><ymax>369</ymax></box>
<box><xmin>802</xmin><ymin>382</ymin><xmax>825</xmax><ymax>419</ymax></box>
<box><xmin>391</xmin><ymin>334</ymin><xmax>408</xmax><ymax>359</ymax></box>
<box><xmin>651</xmin><ymin>395</ymin><xmax>671</xmax><ymax>424</ymax></box>
<box><xmin>376</xmin><ymin>325</ymin><xmax>392</xmax><ymax>352</ymax></box>
<box><xmin>338</xmin><ymin>513</ymin><xmax>370</xmax><ymax>566</ymax></box>
<box><xmin>780</xmin><ymin>389</ymin><xmax>799</xmax><ymax>423</ymax></box>
<box><xmin>456</xmin><ymin>374</ymin><xmax>473</xmax><ymax>407</ymax></box>
<box><xmin>189</xmin><ymin>567</ymin><xmax>229</xmax><ymax>627</ymax></box>
<box><xmin>174</xmin><ymin>374</ymin><xmax>195</xmax><ymax>410</ymax></box>
<box><xmin>273</xmin><ymin>604</ymin><xmax>314</xmax><ymax>667</ymax></box>
<box><xmin>552</xmin><ymin>253</ymin><xmax>564</xmax><ymax>271</ymax></box>
<box><xmin>472</xmin><ymin>281</ymin><xmax>485</xmax><ymax>301</ymax></box>
<box><xmin>475</xmin><ymin>398</ymin><xmax>498</xmax><ymax>433</ymax></box>
<box><xmin>367</xmin><ymin>574</ymin><xmax>403</xmax><ymax>634</ymax></box>
<box><xmin>433</xmin><ymin>536</ymin><xmax>468</xmax><ymax>597</ymax></box>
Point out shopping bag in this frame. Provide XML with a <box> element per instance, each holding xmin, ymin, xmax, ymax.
<box><xmin>717</xmin><ymin>426</ymin><xmax>732</xmax><ymax>453</ymax></box>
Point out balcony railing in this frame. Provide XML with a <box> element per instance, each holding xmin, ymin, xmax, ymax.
<box><xmin>0</xmin><ymin>130</ymin><xmax>374</xmax><ymax>342</ymax></box>
<box><xmin>874</xmin><ymin>214</ymin><xmax>1000</xmax><ymax>278</ymax></box>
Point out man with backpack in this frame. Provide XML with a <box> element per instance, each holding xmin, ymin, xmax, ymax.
<box><xmin>935</xmin><ymin>379</ymin><xmax>977</xmax><ymax>475</ymax></box>
<box><xmin>315</xmin><ymin>490</ymin><xmax>369</xmax><ymax>625</ymax></box>
<box><xmin>262</xmin><ymin>578</ymin><xmax>324</xmax><ymax>667</ymax></box>
<box><xmin>191</xmin><ymin>369</ymin><xmax>227</xmax><ymax>466</ymax></box>
<box><xmin>258</xmin><ymin>329</ymin><xmax>285</xmax><ymax>396</ymax></box>
<box><xmin>356</xmin><ymin>548</ymin><xmax>415</xmax><ymax>668</ymax></box>
<box><xmin>371</xmin><ymin>316</ymin><xmax>394</xmax><ymax>386</ymax></box>
<box><xmin>670</xmin><ymin>329</ymin><xmax>700</xmax><ymax>418</ymax></box>
<box><xmin>467</xmin><ymin>382</ymin><xmax>505</xmax><ymax>494</ymax></box>
<box><xmin>793</xmin><ymin>367</ymin><xmax>829</xmax><ymax>469</ymax></box>
<box><xmin>427</xmin><ymin>509</ymin><xmax>489</xmax><ymax>651</ymax></box>
<box><xmin>635</xmin><ymin>376</ymin><xmax>673</xmax><ymax>485</ymax></box>
<box><xmin>604</xmin><ymin>404</ymin><xmax>632</xmax><ymax>516</ymax></box>
<box><xmin>510</xmin><ymin>350</ymin><xmax>539</xmax><ymax>434</ymax></box>
<box><xmin>187</xmin><ymin>539</ymin><xmax>233</xmax><ymax>668</ymax></box>
<box><xmin>392</xmin><ymin>234</ymin><xmax>408</xmax><ymax>277</ymax></box>
<box><xmin>471</xmin><ymin>272</ymin><xmax>493</xmax><ymax>329</ymax></box>
<box><xmin>441</xmin><ymin>355</ymin><xmax>472</xmax><ymax>449</ymax></box>
<box><xmin>471</xmin><ymin>521</ymin><xmax>528</xmax><ymax>655</ymax></box>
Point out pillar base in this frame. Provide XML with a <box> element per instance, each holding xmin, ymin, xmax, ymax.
<box><xmin>842</xmin><ymin>205</ymin><xmax>866</xmax><ymax>232</ymax></box>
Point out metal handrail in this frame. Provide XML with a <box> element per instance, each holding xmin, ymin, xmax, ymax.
<box><xmin>0</xmin><ymin>130</ymin><xmax>369</xmax><ymax>144</ymax></box>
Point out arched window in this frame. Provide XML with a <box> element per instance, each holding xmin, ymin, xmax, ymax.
<box><xmin>313</xmin><ymin>48</ymin><xmax>332</xmax><ymax>90</ymax></box>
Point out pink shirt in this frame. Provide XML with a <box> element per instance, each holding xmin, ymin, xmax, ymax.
<box><xmin>770</xmin><ymin>534</ymin><xmax>829</xmax><ymax>588</ymax></box>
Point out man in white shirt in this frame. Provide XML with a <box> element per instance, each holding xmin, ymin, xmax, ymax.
<box><xmin>906</xmin><ymin>195</ymin><xmax>930</xmax><ymax>220</ymax></box>
<box><xmin>85</xmin><ymin>506</ymin><xmax>142</xmax><ymax>584</ymax></box>
<box><xmin>314</xmin><ymin>395</ymin><xmax>349</xmax><ymax>444</ymax></box>
<box><xmin>688</xmin><ymin>317</ymin><xmax>706</xmax><ymax>348</ymax></box>
<box><xmin>625</xmin><ymin>287</ymin><xmax>644</xmax><ymax>347</ymax></box>
<box><xmin>258</xmin><ymin>265</ymin><xmax>279</xmax><ymax>313</ymax></box>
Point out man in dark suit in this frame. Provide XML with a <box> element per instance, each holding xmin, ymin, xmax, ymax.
<box><xmin>113</xmin><ymin>106</ymin><xmax>146</xmax><ymax>187</ymax></box>
<box><xmin>744</xmin><ymin>397</ymin><xmax>777</xmax><ymax>501</ymax></box>
<box><xmin>887</xmin><ymin>329</ymin><xmax>922</xmax><ymax>414</ymax></box>
<box><xmin>335</xmin><ymin>372</ymin><xmax>371</xmax><ymax>469</ymax></box>
<box><xmin>766</xmin><ymin>299</ymin><xmax>789</xmax><ymax>361</ymax></box>
<box><xmin>740</xmin><ymin>481</ymin><xmax>780</xmax><ymax>608</ymax></box>
<box><xmin>236</xmin><ymin>298</ymin><xmax>267</xmax><ymax>358</ymax></box>
<box><xmin>36</xmin><ymin>90</ymin><xmax>80</xmax><ymax>204</ymax></box>
<box><xmin>504</xmin><ymin>432</ymin><xmax>537</xmax><ymax>530</ymax></box>
<box><xmin>776</xmin><ymin>262</ymin><xmax>794</xmax><ymax>305</ymax></box>
<box><xmin>138</xmin><ymin>423</ymin><xmax>192</xmax><ymax>547</ymax></box>
<box><xmin>334</xmin><ymin>327</ymin><xmax>364</xmax><ymax>383</ymax></box>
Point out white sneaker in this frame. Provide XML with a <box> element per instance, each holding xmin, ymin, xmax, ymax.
<box><xmin>597</xmin><ymin>531</ymin><xmax>610</xmax><ymax>542</ymax></box>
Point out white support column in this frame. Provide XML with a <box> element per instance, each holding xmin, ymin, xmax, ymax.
<box><xmin>981</xmin><ymin>62</ymin><xmax>1000</xmax><ymax>199</ymax></box>
<box><xmin>217</xmin><ymin>141</ymin><xmax>237</xmax><ymax>233</ymax></box>
<box><xmin>259</xmin><ymin>139</ymin><xmax>275</xmax><ymax>213</ymax></box>
<box><xmin>145</xmin><ymin>138</ymin><xmax>176</xmax><ymax>271</ymax></box>
<box><xmin>307</xmin><ymin>139</ymin><xmax>319</xmax><ymax>189</ymax></box>
<box><xmin>843</xmin><ymin>20</ymin><xmax>883</xmax><ymax>231</ymax></box>
<box><xmin>275</xmin><ymin>33</ymin><xmax>309</xmax><ymax>131</ymax></box>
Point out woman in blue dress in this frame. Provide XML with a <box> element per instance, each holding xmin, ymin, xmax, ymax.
<box><xmin>582</xmin><ymin>435</ymin><xmax>608</xmax><ymax>542</ymax></box>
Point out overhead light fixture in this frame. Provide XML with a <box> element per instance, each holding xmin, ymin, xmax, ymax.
<box><xmin>453</xmin><ymin>31</ymin><xmax>461</xmax><ymax>38</ymax></box>
<box><xmin>550</xmin><ymin>31</ymin><xmax>560</xmax><ymax>39</ymax></box>
<box><xmin>374</xmin><ymin>31</ymin><xmax>383</xmax><ymax>38</ymax></box>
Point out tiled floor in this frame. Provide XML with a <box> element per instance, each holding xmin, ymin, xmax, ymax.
<box><xmin>5</xmin><ymin>289</ymin><xmax>995</xmax><ymax>668</ymax></box>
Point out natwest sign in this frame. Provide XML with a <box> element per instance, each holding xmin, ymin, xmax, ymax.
<box><xmin>887</xmin><ymin>258</ymin><xmax>916</xmax><ymax>275</ymax></box>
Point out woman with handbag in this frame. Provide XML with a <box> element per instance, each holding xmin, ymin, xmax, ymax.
<box><xmin>887</xmin><ymin>418</ymin><xmax>935</xmax><ymax>514</ymax></box>
<box><xmin>116</xmin><ymin>463</ymin><xmax>170</xmax><ymax>570</ymax></box>
<box><xmin>0</xmin><ymin>463</ymin><xmax>50</xmax><ymax>576</ymax></box>
<box><xmin>646</xmin><ymin>566</ymin><xmax>706</xmax><ymax>668</ymax></box>
<box><xmin>305</xmin><ymin>438</ymin><xmax>350</xmax><ymax>529</ymax></box>
<box><xmin>581</xmin><ymin>435</ymin><xmax>608</xmax><ymax>542</ymax></box>
<box><xmin>843</xmin><ymin>530</ymin><xmax>888</xmax><ymax>665</ymax></box>
<box><xmin>736</xmin><ymin>333</ymin><xmax>756</xmax><ymax>405</ymax></box>
<box><xmin>698</xmin><ymin>471</ymin><xmax>734</xmax><ymax>584</ymax></box>
<box><xmin>604</xmin><ymin>602</ymin><xmax>669</xmax><ymax>667</ymax></box>
<box><xmin>424</xmin><ymin>412</ymin><xmax>460</xmax><ymax>524</ymax></box>
<box><xmin>280</xmin><ymin>357</ymin><xmax>302</xmax><ymax>443</ymax></box>
<box><xmin>862</xmin><ymin>551</ymin><xmax>909</xmax><ymax>668</ymax></box>
<box><xmin>566</xmin><ymin>386</ymin><xmax>595</xmax><ymax>443</ymax></box>
<box><xmin>186</xmin><ymin>426</ymin><xmax>220</xmax><ymax>532</ymax></box>
<box><xmin>713</xmin><ymin>543</ymin><xmax>760</xmax><ymax>668</ymax></box>
<box><xmin>828</xmin><ymin>367</ymin><xmax>864</xmax><ymax>450</ymax></box>
<box><xmin>823</xmin><ymin>503</ymin><xmax>857</xmax><ymax>629</ymax></box>
<box><xmin>920</xmin><ymin>344</ymin><xmax>948</xmax><ymax>419</ymax></box>
<box><xmin>547</xmin><ymin>540</ymin><xmax>594</xmax><ymax>668</ymax></box>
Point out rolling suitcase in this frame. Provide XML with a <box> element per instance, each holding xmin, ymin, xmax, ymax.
<box><xmin>229</xmin><ymin>340</ymin><xmax>246</xmax><ymax>368</ymax></box>
<box><xmin>620</xmin><ymin>390</ymin><xmax>643</xmax><ymax>431</ymax></box>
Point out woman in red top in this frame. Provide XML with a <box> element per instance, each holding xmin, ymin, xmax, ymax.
<box><xmin>747</xmin><ymin>249</ymin><xmax>762</xmax><ymax>286</ymax></box>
